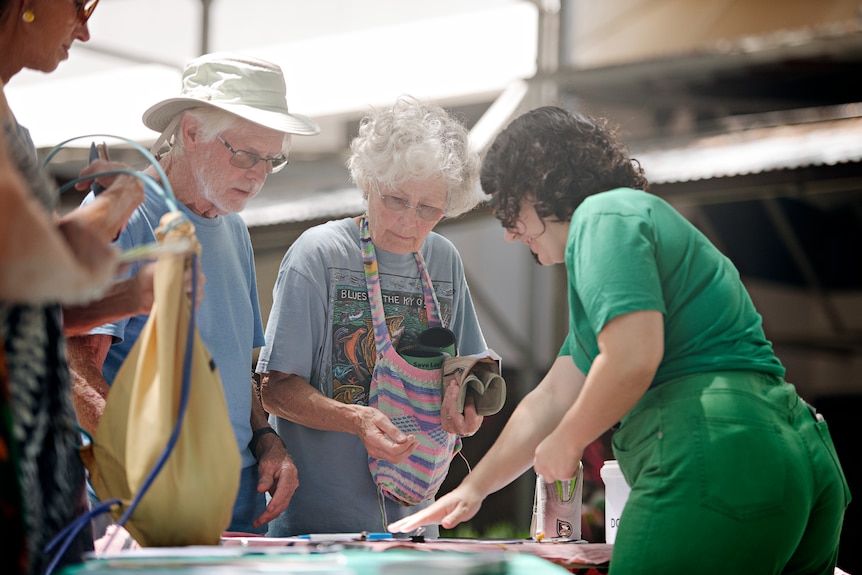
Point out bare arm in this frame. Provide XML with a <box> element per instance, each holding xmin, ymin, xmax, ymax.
<box><xmin>260</xmin><ymin>370</ymin><xmax>419</xmax><ymax>463</ymax></box>
<box><xmin>250</xmin><ymin>373</ymin><xmax>271</xmax><ymax>431</ymax></box>
<box><xmin>388</xmin><ymin>354</ymin><xmax>585</xmax><ymax>532</ymax></box>
<box><xmin>63</xmin><ymin>264</ymin><xmax>155</xmax><ymax>336</ymax></box>
<box><xmin>67</xmin><ymin>334</ymin><xmax>113</xmax><ymax>436</ymax></box>
<box><xmin>0</xmin><ymin>186</ymin><xmax>114</xmax><ymax>303</ymax></box>
<box><xmin>390</xmin><ymin>312</ymin><xmax>663</xmax><ymax>533</ymax></box>
<box><xmin>0</xmin><ymin>104</ymin><xmax>117</xmax><ymax>304</ymax></box>
<box><xmin>462</xmin><ymin>355</ymin><xmax>586</xmax><ymax>495</ymax></box>
<box><xmin>534</xmin><ymin>310</ymin><xmax>663</xmax><ymax>481</ymax></box>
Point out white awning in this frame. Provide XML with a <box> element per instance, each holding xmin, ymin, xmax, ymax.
<box><xmin>5</xmin><ymin>2</ymin><xmax>537</xmax><ymax>154</ymax></box>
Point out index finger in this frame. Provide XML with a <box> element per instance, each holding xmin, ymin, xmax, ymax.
<box><xmin>253</xmin><ymin>498</ymin><xmax>281</xmax><ymax>528</ymax></box>
<box><xmin>253</xmin><ymin>468</ymin><xmax>296</xmax><ymax>527</ymax></box>
<box><xmin>387</xmin><ymin>504</ymin><xmax>443</xmax><ymax>533</ymax></box>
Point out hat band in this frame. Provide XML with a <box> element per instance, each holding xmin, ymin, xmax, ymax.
<box><xmin>183</xmin><ymin>86</ymin><xmax>289</xmax><ymax>114</ymax></box>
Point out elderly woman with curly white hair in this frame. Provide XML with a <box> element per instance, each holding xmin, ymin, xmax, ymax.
<box><xmin>257</xmin><ymin>95</ymin><xmax>491</xmax><ymax>537</ymax></box>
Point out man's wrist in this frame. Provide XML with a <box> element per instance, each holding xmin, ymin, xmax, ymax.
<box><xmin>249</xmin><ymin>426</ymin><xmax>279</xmax><ymax>459</ymax></box>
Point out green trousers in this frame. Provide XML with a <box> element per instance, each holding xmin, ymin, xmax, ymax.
<box><xmin>609</xmin><ymin>371</ymin><xmax>851</xmax><ymax>575</ymax></box>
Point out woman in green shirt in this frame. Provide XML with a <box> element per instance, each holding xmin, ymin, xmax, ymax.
<box><xmin>390</xmin><ymin>107</ymin><xmax>850</xmax><ymax>575</ymax></box>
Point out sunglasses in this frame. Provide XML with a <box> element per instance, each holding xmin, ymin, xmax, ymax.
<box><xmin>217</xmin><ymin>135</ymin><xmax>289</xmax><ymax>174</ymax></box>
<box><xmin>75</xmin><ymin>0</ymin><xmax>100</xmax><ymax>24</ymax></box>
<box><xmin>374</xmin><ymin>181</ymin><xmax>446</xmax><ymax>222</ymax></box>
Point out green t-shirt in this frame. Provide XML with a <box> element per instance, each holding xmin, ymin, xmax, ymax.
<box><xmin>559</xmin><ymin>188</ymin><xmax>784</xmax><ymax>385</ymax></box>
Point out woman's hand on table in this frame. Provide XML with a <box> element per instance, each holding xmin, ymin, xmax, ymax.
<box><xmin>387</xmin><ymin>482</ymin><xmax>484</xmax><ymax>533</ymax></box>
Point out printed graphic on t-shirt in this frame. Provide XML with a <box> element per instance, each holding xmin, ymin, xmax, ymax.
<box><xmin>330</xmin><ymin>271</ymin><xmax>453</xmax><ymax>406</ymax></box>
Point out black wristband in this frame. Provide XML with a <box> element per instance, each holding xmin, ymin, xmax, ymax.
<box><xmin>249</xmin><ymin>426</ymin><xmax>279</xmax><ymax>459</ymax></box>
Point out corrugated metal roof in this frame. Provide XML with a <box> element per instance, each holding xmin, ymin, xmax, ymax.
<box><xmin>239</xmin><ymin>109</ymin><xmax>862</xmax><ymax>228</ymax></box>
<box><xmin>241</xmin><ymin>187</ymin><xmax>365</xmax><ymax>228</ymax></box>
<box><xmin>633</xmin><ymin>110</ymin><xmax>862</xmax><ymax>184</ymax></box>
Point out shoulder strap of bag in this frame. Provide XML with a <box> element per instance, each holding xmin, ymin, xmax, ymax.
<box><xmin>359</xmin><ymin>216</ymin><xmax>441</xmax><ymax>357</ymax></box>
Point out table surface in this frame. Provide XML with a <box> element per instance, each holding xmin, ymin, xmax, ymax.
<box><xmin>218</xmin><ymin>536</ymin><xmax>612</xmax><ymax>567</ymax></box>
<box><xmin>335</xmin><ymin>538</ymin><xmax>613</xmax><ymax>570</ymax></box>
<box><xmin>63</xmin><ymin>535</ymin><xmax>614</xmax><ymax>574</ymax></box>
<box><xmin>69</xmin><ymin>532</ymin><xmax>853</xmax><ymax>575</ymax></box>
<box><xmin>62</xmin><ymin>546</ymin><xmax>596</xmax><ymax>575</ymax></box>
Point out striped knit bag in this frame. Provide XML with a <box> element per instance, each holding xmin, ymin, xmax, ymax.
<box><xmin>360</xmin><ymin>217</ymin><xmax>461</xmax><ymax>505</ymax></box>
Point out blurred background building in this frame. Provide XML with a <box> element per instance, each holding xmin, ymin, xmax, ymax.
<box><xmin>7</xmin><ymin>1</ymin><xmax>860</xmax><ymax>570</ymax></box>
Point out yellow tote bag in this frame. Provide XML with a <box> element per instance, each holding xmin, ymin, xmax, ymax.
<box><xmin>80</xmin><ymin>212</ymin><xmax>240</xmax><ymax>547</ymax></box>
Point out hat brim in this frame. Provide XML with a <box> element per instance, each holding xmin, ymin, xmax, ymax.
<box><xmin>142</xmin><ymin>97</ymin><xmax>320</xmax><ymax>137</ymax></box>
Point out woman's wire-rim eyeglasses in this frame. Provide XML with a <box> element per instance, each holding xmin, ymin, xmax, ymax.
<box><xmin>373</xmin><ymin>181</ymin><xmax>446</xmax><ymax>221</ymax></box>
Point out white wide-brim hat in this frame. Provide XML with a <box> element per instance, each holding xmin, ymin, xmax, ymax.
<box><xmin>143</xmin><ymin>52</ymin><xmax>320</xmax><ymax>137</ymax></box>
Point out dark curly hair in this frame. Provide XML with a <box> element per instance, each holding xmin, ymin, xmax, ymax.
<box><xmin>480</xmin><ymin>107</ymin><xmax>648</xmax><ymax>231</ymax></box>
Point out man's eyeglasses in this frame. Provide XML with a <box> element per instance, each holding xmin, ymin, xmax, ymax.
<box><xmin>75</xmin><ymin>0</ymin><xmax>100</xmax><ymax>24</ymax></box>
<box><xmin>217</xmin><ymin>135</ymin><xmax>289</xmax><ymax>174</ymax></box>
<box><xmin>374</xmin><ymin>181</ymin><xmax>446</xmax><ymax>222</ymax></box>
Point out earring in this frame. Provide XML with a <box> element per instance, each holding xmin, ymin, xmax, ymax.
<box><xmin>22</xmin><ymin>10</ymin><xmax>35</xmax><ymax>23</ymax></box>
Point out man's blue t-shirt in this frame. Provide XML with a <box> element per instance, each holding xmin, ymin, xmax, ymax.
<box><xmin>89</xmin><ymin>183</ymin><xmax>265</xmax><ymax>468</ymax></box>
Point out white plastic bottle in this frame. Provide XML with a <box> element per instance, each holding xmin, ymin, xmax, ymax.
<box><xmin>599</xmin><ymin>460</ymin><xmax>631</xmax><ymax>544</ymax></box>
